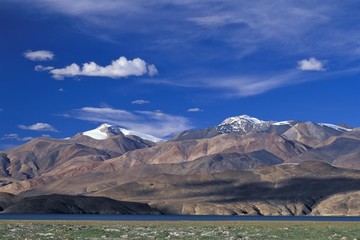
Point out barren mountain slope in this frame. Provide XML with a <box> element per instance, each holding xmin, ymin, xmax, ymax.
<box><xmin>90</xmin><ymin>161</ymin><xmax>360</xmax><ymax>216</ymax></box>
<box><xmin>99</xmin><ymin>132</ymin><xmax>308</xmax><ymax>170</ymax></box>
<box><xmin>18</xmin><ymin>150</ymin><xmax>283</xmax><ymax>196</ymax></box>
<box><xmin>1</xmin><ymin>138</ymin><xmax>111</xmax><ymax>180</ymax></box>
<box><xmin>282</xmin><ymin>122</ymin><xmax>347</xmax><ymax>148</ymax></box>
<box><xmin>289</xmin><ymin>138</ymin><xmax>360</xmax><ymax>169</ymax></box>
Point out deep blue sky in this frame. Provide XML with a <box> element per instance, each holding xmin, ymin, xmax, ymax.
<box><xmin>1</xmin><ymin>0</ymin><xmax>360</xmax><ymax>149</ymax></box>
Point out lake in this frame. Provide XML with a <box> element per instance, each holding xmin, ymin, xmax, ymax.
<box><xmin>0</xmin><ymin>214</ymin><xmax>359</xmax><ymax>222</ymax></box>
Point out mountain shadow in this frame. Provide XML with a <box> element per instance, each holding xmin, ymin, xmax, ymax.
<box><xmin>1</xmin><ymin>194</ymin><xmax>161</xmax><ymax>214</ymax></box>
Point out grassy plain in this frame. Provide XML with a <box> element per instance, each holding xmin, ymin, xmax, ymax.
<box><xmin>0</xmin><ymin>220</ymin><xmax>359</xmax><ymax>239</ymax></box>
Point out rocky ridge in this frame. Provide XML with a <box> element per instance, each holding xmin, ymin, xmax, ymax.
<box><xmin>0</xmin><ymin>115</ymin><xmax>359</xmax><ymax>216</ymax></box>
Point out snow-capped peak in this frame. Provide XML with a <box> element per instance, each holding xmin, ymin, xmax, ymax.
<box><xmin>218</xmin><ymin>115</ymin><xmax>274</xmax><ymax>133</ymax></box>
<box><xmin>82</xmin><ymin>124</ymin><xmax>162</xmax><ymax>142</ymax></box>
<box><xmin>220</xmin><ymin>115</ymin><xmax>265</xmax><ymax>125</ymax></box>
<box><xmin>217</xmin><ymin>115</ymin><xmax>298</xmax><ymax>134</ymax></box>
<box><xmin>217</xmin><ymin>114</ymin><xmax>354</xmax><ymax>135</ymax></box>
<box><xmin>82</xmin><ymin>124</ymin><xmax>110</xmax><ymax>140</ymax></box>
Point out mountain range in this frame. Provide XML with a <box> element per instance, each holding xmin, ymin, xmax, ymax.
<box><xmin>0</xmin><ymin>115</ymin><xmax>359</xmax><ymax>215</ymax></box>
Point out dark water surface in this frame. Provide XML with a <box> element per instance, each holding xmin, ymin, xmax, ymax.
<box><xmin>0</xmin><ymin>214</ymin><xmax>359</xmax><ymax>222</ymax></box>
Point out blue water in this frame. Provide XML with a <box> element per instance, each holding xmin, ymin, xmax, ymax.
<box><xmin>0</xmin><ymin>214</ymin><xmax>359</xmax><ymax>222</ymax></box>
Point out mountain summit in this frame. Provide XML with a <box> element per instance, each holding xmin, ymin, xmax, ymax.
<box><xmin>218</xmin><ymin>114</ymin><xmax>352</xmax><ymax>133</ymax></box>
<box><xmin>172</xmin><ymin>114</ymin><xmax>352</xmax><ymax>142</ymax></box>
<box><xmin>82</xmin><ymin>124</ymin><xmax>162</xmax><ymax>142</ymax></box>
<box><xmin>218</xmin><ymin>115</ymin><xmax>275</xmax><ymax>133</ymax></box>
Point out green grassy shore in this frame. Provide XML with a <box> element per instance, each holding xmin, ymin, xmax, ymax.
<box><xmin>0</xmin><ymin>220</ymin><xmax>359</xmax><ymax>239</ymax></box>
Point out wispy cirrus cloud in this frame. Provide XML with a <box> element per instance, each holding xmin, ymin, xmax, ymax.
<box><xmin>146</xmin><ymin>69</ymin><xmax>307</xmax><ymax>97</ymax></box>
<box><xmin>24</xmin><ymin>50</ymin><xmax>54</xmax><ymax>61</ymax></box>
<box><xmin>49</xmin><ymin>56</ymin><xmax>158</xmax><ymax>80</ymax></box>
<box><xmin>202</xmin><ymin>71</ymin><xmax>303</xmax><ymax>97</ymax></box>
<box><xmin>203</xmin><ymin>66</ymin><xmax>360</xmax><ymax>97</ymax></box>
<box><xmin>131</xmin><ymin>99</ymin><xmax>150</xmax><ymax>105</ymax></box>
<box><xmin>35</xmin><ymin>65</ymin><xmax>54</xmax><ymax>71</ymax></box>
<box><xmin>1</xmin><ymin>133</ymin><xmax>34</xmax><ymax>142</ymax></box>
<box><xmin>187</xmin><ymin>108</ymin><xmax>203</xmax><ymax>112</ymax></box>
<box><xmin>13</xmin><ymin>1</ymin><xmax>360</xmax><ymax>98</ymax></box>
<box><xmin>189</xmin><ymin>15</ymin><xmax>244</xmax><ymax>27</ymax></box>
<box><xmin>148</xmin><ymin>56</ymin><xmax>360</xmax><ymax>97</ymax></box>
<box><xmin>65</xmin><ymin>106</ymin><xmax>191</xmax><ymax>138</ymax></box>
<box><xmin>23</xmin><ymin>0</ymin><xmax>139</xmax><ymax>16</ymax></box>
<box><xmin>18</xmin><ymin>123</ymin><xmax>58</xmax><ymax>132</ymax></box>
<box><xmin>16</xmin><ymin>1</ymin><xmax>360</xmax><ymax>60</ymax></box>
<box><xmin>297</xmin><ymin>57</ymin><xmax>327</xmax><ymax>71</ymax></box>
<box><xmin>71</xmin><ymin>107</ymin><xmax>136</xmax><ymax>123</ymax></box>
<box><xmin>16</xmin><ymin>2</ymin><xmax>334</xmax><ymax>52</ymax></box>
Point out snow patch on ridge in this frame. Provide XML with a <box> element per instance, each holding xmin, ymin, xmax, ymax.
<box><xmin>319</xmin><ymin>123</ymin><xmax>352</xmax><ymax>132</ymax></box>
<box><xmin>117</xmin><ymin>128</ymin><xmax>162</xmax><ymax>142</ymax></box>
<box><xmin>272</xmin><ymin>121</ymin><xmax>292</xmax><ymax>126</ymax></box>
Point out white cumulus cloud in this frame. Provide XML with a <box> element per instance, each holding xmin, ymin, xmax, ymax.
<box><xmin>18</xmin><ymin>123</ymin><xmax>58</xmax><ymax>132</ymax></box>
<box><xmin>297</xmin><ymin>57</ymin><xmax>327</xmax><ymax>71</ymax></box>
<box><xmin>49</xmin><ymin>56</ymin><xmax>158</xmax><ymax>80</ymax></box>
<box><xmin>67</xmin><ymin>107</ymin><xmax>191</xmax><ymax>138</ymax></box>
<box><xmin>147</xmin><ymin>64</ymin><xmax>158</xmax><ymax>76</ymax></box>
<box><xmin>131</xmin><ymin>99</ymin><xmax>150</xmax><ymax>104</ymax></box>
<box><xmin>24</xmin><ymin>50</ymin><xmax>54</xmax><ymax>61</ymax></box>
<box><xmin>187</xmin><ymin>108</ymin><xmax>203</xmax><ymax>112</ymax></box>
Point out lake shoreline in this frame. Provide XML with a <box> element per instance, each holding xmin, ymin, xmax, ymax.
<box><xmin>0</xmin><ymin>214</ymin><xmax>359</xmax><ymax>222</ymax></box>
<box><xmin>1</xmin><ymin>219</ymin><xmax>360</xmax><ymax>227</ymax></box>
